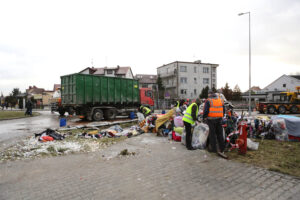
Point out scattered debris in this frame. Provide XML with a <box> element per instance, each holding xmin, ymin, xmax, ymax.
<box><xmin>119</xmin><ymin>149</ymin><xmax>136</xmax><ymax>156</ymax></box>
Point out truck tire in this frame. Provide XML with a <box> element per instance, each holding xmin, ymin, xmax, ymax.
<box><xmin>267</xmin><ymin>106</ymin><xmax>276</xmax><ymax>114</ymax></box>
<box><xmin>278</xmin><ymin>106</ymin><xmax>286</xmax><ymax>114</ymax></box>
<box><xmin>93</xmin><ymin>109</ymin><xmax>103</xmax><ymax>121</ymax></box>
<box><xmin>68</xmin><ymin>108</ymin><xmax>75</xmax><ymax>115</ymax></box>
<box><xmin>104</xmin><ymin>109</ymin><xmax>117</xmax><ymax>120</ymax></box>
<box><xmin>290</xmin><ymin>105</ymin><xmax>299</xmax><ymax>114</ymax></box>
<box><xmin>59</xmin><ymin>109</ymin><xmax>65</xmax><ymax>116</ymax></box>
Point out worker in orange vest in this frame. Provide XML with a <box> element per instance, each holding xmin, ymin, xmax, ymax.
<box><xmin>203</xmin><ymin>90</ymin><xmax>227</xmax><ymax>159</ymax></box>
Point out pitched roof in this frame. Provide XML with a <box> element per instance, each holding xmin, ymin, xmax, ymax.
<box><xmin>290</xmin><ymin>75</ymin><xmax>300</xmax><ymax>80</ymax></box>
<box><xmin>263</xmin><ymin>74</ymin><xmax>300</xmax><ymax>90</ymax></box>
<box><xmin>53</xmin><ymin>84</ymin><xmax>61</xmax><ymax>91</ymax></box>
<box><xmin>26</xmin><ymin>86</ymin><xmax>45</xmax><ymax>94</ymax></box>
<box><xmin>135</xmin><ymin>74</ymin><xmax>157</xmax><ymax>84</ymax></box>
<box><xmin>79</xmin><ymin>66</ymin><xmax>132</xmax><ymax>75</ymax></box>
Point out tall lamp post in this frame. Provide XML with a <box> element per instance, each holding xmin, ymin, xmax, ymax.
<box><xmin>238</xmin><ymin>11</ymin><xmax>251</xmax><ymax>116</ymax></box>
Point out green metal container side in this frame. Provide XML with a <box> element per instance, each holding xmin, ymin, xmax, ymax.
<box><xmin>61</xmin><ymin>73</ymin><xmax>140</xmax><ymax>106</ymax></box>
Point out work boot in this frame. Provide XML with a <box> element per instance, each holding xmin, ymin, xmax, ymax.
<box><xmin>217</xmin><ymin>151</ymin><xmax>228</xmax><ymax>159</ymax></box>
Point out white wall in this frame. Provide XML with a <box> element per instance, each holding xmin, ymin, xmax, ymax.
<box><xmin>263</xmin><ymin>75</ymin><xmax>300</xmax><ymax>92</ymax></box>
<box><xmin>126</xmin><ymin>70</ymin><xmax>133</xmax><ymax>79</ymax></box>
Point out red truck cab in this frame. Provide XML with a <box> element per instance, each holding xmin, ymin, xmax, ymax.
<box><xmin>140</xmin><ymin>88</ymin><xmax>154</xmax><ymax>108</ymax></box>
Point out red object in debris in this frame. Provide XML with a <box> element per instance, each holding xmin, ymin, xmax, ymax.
<box><xmin>238</xmin><ymin>122</ymin><xmax>248</xmax><ymax>154</ymax></box>
<box><xmin>41</xmin><ymin>136</ymin><xmax>54</xmax><ymax>142</ymax></box>
<box><xmin>172</xmin><ymin>131</ymin><xmax>181</xmax><ymax>142</ymax></box>
<box><xmin>288</xmin><ymin>135</ymin><xmax>300</xmax><ymax>142</ymax></box>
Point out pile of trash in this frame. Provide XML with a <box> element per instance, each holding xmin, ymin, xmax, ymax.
<box><xmin>0</xmin><ymin>124</ymin><xmax>145</xmax><ymax>162</ymax></box>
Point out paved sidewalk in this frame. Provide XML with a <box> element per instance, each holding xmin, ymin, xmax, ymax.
<box><xmin>0</xmin><ymin>133</ymin><xmax>299</xmax><ymax>200</ymax></box>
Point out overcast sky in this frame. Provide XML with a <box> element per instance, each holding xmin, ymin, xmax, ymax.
<box><xmin>0</xmin><ymin>0</ymin><xmax>299</xmax><ymax>96</ymax></box>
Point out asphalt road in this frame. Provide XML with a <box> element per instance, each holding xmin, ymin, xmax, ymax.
<box><xmin>0</xmin><ymin>111</ymin><xmax>61</xmax><ymax>149</ymax></box>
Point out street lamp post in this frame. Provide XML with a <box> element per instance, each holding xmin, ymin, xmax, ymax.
<box><xmin>238</xmin><ymin>12</ymin><xmax>251</xmax><ymax>116</ymax></box>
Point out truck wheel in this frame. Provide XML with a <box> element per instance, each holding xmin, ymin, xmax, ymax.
<box><xmin>290</xmin><ymin>106</ymin><xmax>299</xmax><ymax>114</ymax></box>
<box><xmin>59</xmin><ymin>109</ymin><xmax>65</xmax><ymax>116</ymax></box>
<box><xmin>68</xmin><ymin>108</ymin><xmax>75</xmax><ymax>115</ymax></box>
<box><xmin>267</xmin><ymin>106</ymin><xmax>275</xmax><ymax>114</ymax></box>
<box><xmin>93</xmin><ymin>109</ymin><xmax>103</xmax><ymax>121</ymax></box>
<box><xmin>104</xmin><ymin>109</ymin><xmax>117</xmax><ymax>120</ymax></box>
<box><xmin>278</xmin><ymin>106</ymin><xmax>286</xmax><ymax>114</ymax></box>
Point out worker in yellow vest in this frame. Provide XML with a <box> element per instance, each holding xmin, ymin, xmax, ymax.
<box><xmin>140</xmin><ymin>105</ymin><xmax>152</xmax><ymax>118</ymax></box>
<box><xmin>203</xmin><ymin>90</ymin><xmax>227</xmax><ymax>159</ymax></box>
<box><xmin>183</xmin><ymin>98</ymin><xmax>201</xmax><ymax>150</ymax></box>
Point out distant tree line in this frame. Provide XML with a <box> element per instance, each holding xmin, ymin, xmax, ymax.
<box><xmin>199</xmin><ymin>83</ymin><xmax>242</xmax><ymax>101</ymax></box>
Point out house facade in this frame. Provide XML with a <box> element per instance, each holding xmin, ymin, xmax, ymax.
<box><xmin>262</xmin><ymin>74</ymin><xmax>300</xmax><ymax>92</ymax></box>
<box><xmin>157</xmin><ymin>60</ymin><xmax>218</xmax><ymax>99</ymax></box>
<box><xmin>79</xmin><ymin>66</ymin><xmax>134</xmax><ymax>79</ymax></box>
<box><xmin>135</xmin><ymin>74</ymin><xmax>157</xmax><ymax>89</ymax></box>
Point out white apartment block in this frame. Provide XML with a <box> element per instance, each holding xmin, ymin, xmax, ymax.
<box><xmin>157</xmin><ymin>60</ymin><xmax>219</xmax><ymax>99</ymax></box>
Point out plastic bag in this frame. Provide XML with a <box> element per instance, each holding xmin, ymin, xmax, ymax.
<box><xmin>174</xmin><ymin>116</ymin><xmax>184</xmax><ymax>127</ymax></box>
<box><xmin>272</xmin><ymin>118</ymin><xmax>289</xmax><ymax>141</ymax></box>
<box><xmin>173</xmin><ymin>127</ymin><xmax>183</xmax><ymax>135</ymax></box>
<box><xmin>137</xmin><ymin>112</ymin><xmax>145</xmax><ymax>122</ymax></box>
<box><xmin>247</xmin><ymin>138</ymin><xmax>259</xmax><ymax>150</ymax></box>
<box><xmin>181</xmin><ymin>128</ymin><xmax>186</xmax><ymax>146</ymax></box>
<box><xmin>192</xmin><ymin>123</ymin><xmax>209</xmax><ymax>149</ymax></box>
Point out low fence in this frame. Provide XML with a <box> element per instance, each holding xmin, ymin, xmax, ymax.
<box><xmin>154</xmin><ymin>99</ymin><xmax>173</xmax><ymax>110</ymax></box>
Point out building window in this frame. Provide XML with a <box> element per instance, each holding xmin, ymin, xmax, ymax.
<box><xmin>180</xmin><ymin>66</ymin><xmax>187</xmax><ymax>72</ymax></box>
<box><xmin>181</xmin><ymin>89</ymin><xmax>187</xmax><ymax>94</ymax></box>
<box><xmin>212</xmin><ymin>74</ymin><xmax>216</xmax><ymax>78</ymax></box>
<box><xmin>194</xmin><ymin>66</ymin><xmax>197</xmax><ymax>73</ymax></box>
<box><xmin>203</xmin><ymin>67</ymin><xmax>209</xmax><ymax>73</ymax></box>
<box><xmin>194</xmin><ymin>77</ymin><xmax>197</xmax><ymax>84</ymax></box>
<box><xmin>107</xmin><ymin>70</ymin><xmax>113</xmax><ymax>74</ymax></box>
<box><xmin>167</xmin><ymin>68</ymin><xmax>169</xmax><ymax>74</ymax></box>
<box><xmin>194</xmin><ymin>89</ymin><xmax>197</xmax><ymax>95</ymax></box>
<box><xmin>213</xmin><ymin>84</ymin><xmax>215</xmax><ymax>88</ymax></box>
<box><xmin>180</xmin><ymin>77</ymin><xmax>187</xmax><ymax>83</ymax></box>
<box><xmin>203</xmin><ymin>78</ymin><xmax>209</xmax><ymax>84</ymax></box>
<box><xmin>212</xmin><ymin>79</ymin><xmax>216</xmax><ymax>83</ymax></box>
<box><xmin>212</xmin><ymin>68</ymin><xmax>216</xmax><ymax>73</ymax></box>
<box><xmin>283</xmin><ymin>84</ymin><xmax>286</xmax><ymax>88</ymax></box>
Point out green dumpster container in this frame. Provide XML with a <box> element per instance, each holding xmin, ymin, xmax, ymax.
<box><xmin>61</xmin><ymin>73</ymin><xmax>140</xmax><ymax>106</ymax></box>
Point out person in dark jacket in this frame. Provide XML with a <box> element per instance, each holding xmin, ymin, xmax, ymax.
<box><xmin>25</xmin><ymin>99</ymin><xmax>33</xmax><ymax>116</ymax></box>
<box><xmin>182</xmin><ymin>98</ymin><xmax>201</xmax><ymax>150</ymax></box>
<box><xmin>203</xmin><ymin>90</ymin><xmax>227</xmax><ymax>159</ymax></box>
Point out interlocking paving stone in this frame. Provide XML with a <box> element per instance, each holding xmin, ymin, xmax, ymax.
<box><xmin>0</xmin><ymin>133</ymin><xmax>299</xmax><ymax>200</ymax></box>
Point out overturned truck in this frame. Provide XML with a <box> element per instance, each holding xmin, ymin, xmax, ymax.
<box><xmin>59</xmin><ymin>73</ymin><xmax>154</xmax><ymax>121</ymax></box>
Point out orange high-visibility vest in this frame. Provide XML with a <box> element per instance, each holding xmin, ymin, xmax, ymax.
<box><xmin>208</xmin><ymin>98</ymin><xmax>224</xmax><ymax>118</ymax></box>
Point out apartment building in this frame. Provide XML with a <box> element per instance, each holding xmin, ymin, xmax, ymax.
<box><xmin>157</xmin><ymin>60</ymin><xmax>218</xmax><ymax>99</ymax></box>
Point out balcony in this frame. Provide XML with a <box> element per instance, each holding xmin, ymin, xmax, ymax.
<box><xmin>159</xmin><ymin>69</ymin><xmax>177</xmax><ymax>78</ymax></box>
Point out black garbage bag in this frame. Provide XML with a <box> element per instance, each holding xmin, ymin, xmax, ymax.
<box><xmin>34</xmin><ymin>128</ymin><xmax>64</xmax><ymax>140</ymax></box>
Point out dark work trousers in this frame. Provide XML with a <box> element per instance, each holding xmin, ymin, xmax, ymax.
<box><xmin>207</xmin><ymin>118</ymin><xmax>225</xmax><ymax>152</ymax></box>
<box><xmin>184</xmin><ymin>121</ymin><xmax>193</xmax><ymax>150</ymax></box>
